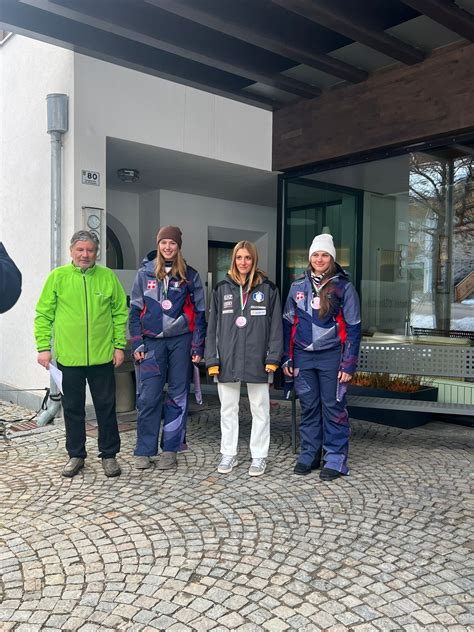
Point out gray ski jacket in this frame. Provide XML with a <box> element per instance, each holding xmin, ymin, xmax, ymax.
<box><xmin>205</xmin><ymin>274</ymin><xmax>283</xmax><ymax>383</ymax></box>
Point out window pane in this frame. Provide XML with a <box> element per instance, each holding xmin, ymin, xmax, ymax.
<box><xmin>284</xmin><ymin>178</ymin><xmax>359</xmax><ymax>298</ymax></box>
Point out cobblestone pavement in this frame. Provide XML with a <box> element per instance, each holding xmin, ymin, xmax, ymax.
<box><xmin>0</xmin><ymin>397</ymin><xmax>473</xmax><ymax>631</ymax></box>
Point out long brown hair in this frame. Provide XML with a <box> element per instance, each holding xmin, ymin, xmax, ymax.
<box><xmin>228</xmin><ymin>241</ymin><xmax>265</xmax><ymax>289</ymax></box>
<box><xmin>309</xmin><ymin>258</ymin><xmax>337</xmax><ymax>317</ymax></box>
<box><xmin>154</xmin><ymin>248</ymin><xmax>187</xmax><ymax>282</ymax></box>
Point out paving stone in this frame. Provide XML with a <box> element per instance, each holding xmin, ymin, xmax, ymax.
<box><xmin>167</xmin><ymin>624</ymin><xmax>193</xmax><ymax>632</ymax></box>
<box><xmin>188</xmin><ymin>615</ymin><xmax>217</xmax><ymax>630</ymax></box>
<box><xmin>262</xmin><ymin>617</ymin><xmax>289</xmax><ymax>631</ymax></box>
<box><xmin>1</xmin><ymin>398</ymin><xmax>473</xmax><ymax>632</ymax></box>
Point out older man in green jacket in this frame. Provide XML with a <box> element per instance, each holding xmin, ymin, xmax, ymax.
<box><xmin>35</xmin><ymin>230</ymin><xmax>128</xmax><ymax>478</ymax></box>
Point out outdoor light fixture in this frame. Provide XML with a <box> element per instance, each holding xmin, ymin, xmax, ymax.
<box><xmin>117</xmin><ymin>168</ymin><xmax>140</xmax><ymax>183</ymax></box>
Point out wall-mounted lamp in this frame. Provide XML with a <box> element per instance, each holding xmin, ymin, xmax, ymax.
<box><xmin>117</xmin><ymin>168</ymin><xmax>140</xmax><ymax>183</ymax></box>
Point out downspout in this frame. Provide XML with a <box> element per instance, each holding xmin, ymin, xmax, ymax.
<box><xmin>37</xmin><ymin>94</ymin><xmax>68</xmax><ymax>426</ymax></box>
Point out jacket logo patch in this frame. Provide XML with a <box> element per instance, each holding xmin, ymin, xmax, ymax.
<box><xmin>147</xmin><ymin>280</ymin><xmax>157</xmax><ymax>289</ymax></box>
<box><xmin>295</xmin><ymin>291</ymin><xmax>305</xmax><ymax>301</ymax></box>
<box><xmin>251</xmin><ymin>308</ymin><xmax>266</xmax><ymax>316</ymax></box>
<box><xmin>171</xmin><ymin>281</ymin><xmax>181</xmax><ymax>288</ymax></box>
<box><xmin>223</xmin><ymin>300</ymin><xmax>233</xmax><ymax>308</ymax></box>
<box><xmin>224</xmin><ymin>294</ymin><xmax>233</xmax><ymax>300</ymax></box>
<box><xmin>253</xmin><ymin>291</ymin><xmax>264</xmax><ymax>303</ymax></box>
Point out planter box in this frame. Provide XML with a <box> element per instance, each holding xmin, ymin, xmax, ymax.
<box><xmin>347</xmin><ymin>385</ymin><xmax>439</xmax><ymax>429</ymax></box>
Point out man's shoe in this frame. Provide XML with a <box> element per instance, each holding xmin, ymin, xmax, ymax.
<box><xmin>293</xmin><ymin>457</ymin><xmax>320</xmax><ymax>475</ymax></box>
<box><xmin>249</xmin><ymin>457</ymin><xmax>267</xmax><ymax>477</ymax></box>
<box><xmin>135</xmin><ymin>456</ymin><xmax>152</xmax><ymax>470</ymax></box>
<box><xmin>319</xmin><ymin>467</ymin><xmax>342</xmax><ymax>481</ymax></box>
<box><xmin>102</xmin><ymin>457</ymin><xmax>121</xmax><ymax>477</ymax></box>
<box><xmin>62</xmin><ymin>457</ymin><xmax>84</xmax><ymax>478</ymax></box>
<box><xmin>156</xmin><ymin>451</ymin><xmax>177</xmax><ymax>470</ymax></box>
<box><xmin>217</xmin><ymin>455</ymin><xmax>238</xmax><ymax>474</ymax></box>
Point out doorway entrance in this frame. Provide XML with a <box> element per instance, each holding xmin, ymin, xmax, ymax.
<box><xmin>208</xmin><ymin>240</ymin><xmax>234</xmax><ymax>288</ymax></box>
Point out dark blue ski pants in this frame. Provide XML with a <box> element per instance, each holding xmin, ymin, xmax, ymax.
<box><xmin>294</xmin><ymin>347</ymin><xmax>350</xmax><ymax>474</ymax></box>
<box><xmin>135</xmin><ymin>335</ymin><xmax>192</xmax><ymax>455</ymax></box>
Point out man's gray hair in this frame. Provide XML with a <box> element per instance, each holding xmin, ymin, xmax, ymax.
<box><xmin>70</xmin><ymin>230</ymin><xmax>100</xmax><ymax>250</ymax></box>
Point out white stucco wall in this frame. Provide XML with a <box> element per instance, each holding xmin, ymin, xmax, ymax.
<box><xmin>73</xmin><ymin>53</ymin><xmax>273</xmax><ymax>243</ymax></box>
<box><xmin>106</xmin><ymin>189</ymin><xmax>140</xmax><ymax>268</ymax></box>
<box><xmin>138</xmin><ymin>190</ymin><xmax>160</xmax><ymax>261</ymax></box>
<box><xmin>159</xmin><ymin>190</ymin><xmax>277</xmax><ymax>285</ymax></box>
<box><xmin>0</xmin><ymin>35</ymin><xmax>74</xmax><ymax>400</ymax></box>
<box><xmin>1</xmin><ymin>39</ymin><xmax>273</xmax><ymax>402</ymax></box>
<box><xmin>107</xmin><ymin>187</ymin><xmax>277</xmax><ymax>298</ymax></box>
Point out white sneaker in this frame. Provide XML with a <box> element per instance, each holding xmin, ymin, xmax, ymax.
<box><xmin>249</xmin><ymin>457</ymin><xmax>267</xmax><ymax>477</ymax></box>
<box><xmin>217</xmin><ymin>455</ymin><xmax>238</xmax><ymax>474</ymax></box>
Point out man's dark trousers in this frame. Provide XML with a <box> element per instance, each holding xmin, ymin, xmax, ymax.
<box><xmin>58</xmin><ymin>362</ymin><xmax>121</xmax><ymax>459</ymax></box>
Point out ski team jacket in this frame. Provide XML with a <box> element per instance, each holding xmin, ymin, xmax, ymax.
<box><xmin>34</xmin><ymin>263</ymin><xmax>128</xmax><ymax>367</ymax></box>
<box><xmin>282</xmin><ymin>266</ymin><xmax>361</xmax><ymax>375</ymax></box>
<box><xmin>0</xmin><ymin>242</ymin><xmax>22</xmax><ymax>314</ymax></box>
<box><xmin>205</xmin><ymin>275</ymin><xmax>283</xmax><ymax>383</ymax></box>
<box><xmin>128</xmin><ymin>252</ymin><xmax>206</xmax><ymax>357</ymax></box>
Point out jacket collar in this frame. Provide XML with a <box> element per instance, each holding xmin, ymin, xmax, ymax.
<box><xmin>71</xmin><ymin>262</ymin><xmax>97</xmax><ymax>274</ymax></box>
<box><xmin>305</xmin><ymin>262</ymin><xmax>349</xmax><ymax>282</ymax></box>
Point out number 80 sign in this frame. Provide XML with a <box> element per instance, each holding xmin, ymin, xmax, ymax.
<box><xmin>81</xmin><ymin>170</ymin><xmax>100</xmax><ymax>186</ymax></box>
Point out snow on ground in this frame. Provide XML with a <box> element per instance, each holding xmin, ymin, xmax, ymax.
<box><xmin>411</xmin><ymin>314</ymin><xmax>473</xmax><ymax>330</ymax></box>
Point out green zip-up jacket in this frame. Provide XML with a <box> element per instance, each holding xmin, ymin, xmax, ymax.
<box><xmin>35</xmin><ymin>263</ymin><xmax>128</xmax><ymax>367</ymax></box>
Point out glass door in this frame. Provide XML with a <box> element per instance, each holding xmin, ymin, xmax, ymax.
<box><xmin>283</xmin><ymin>178</ymin><xmax>362</xmax><ymax>298</ymax></box>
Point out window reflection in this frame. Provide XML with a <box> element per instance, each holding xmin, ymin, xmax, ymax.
<box><xmin>283</xmin><ymin>147</ymin><xmax>474</xmax><ymax>337</ymax></box>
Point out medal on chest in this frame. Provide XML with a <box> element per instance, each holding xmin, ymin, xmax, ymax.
<box><xmin>311</xmin><ymin>276</ymin><xmax>322</xmax><ymax>311</ymax></box>
<box><xmin>235</xmin><ymin>315</ymin><xmax>247</xmax><ymax>328</ymax></box>
<box><xmin>236</xmin><ymin>285</ymin><xmax>249</xmax><ymax>328</ymax></box>
<box><xmin>161</xmin><ymin>276</ymin><xmax>173</xmax><ymax>310</ymax></box>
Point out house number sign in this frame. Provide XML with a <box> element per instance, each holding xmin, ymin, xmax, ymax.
<box><xmin>81</xmin><ymin>170</ymin><xmax>100</xmax><ymax>186</ymax></box>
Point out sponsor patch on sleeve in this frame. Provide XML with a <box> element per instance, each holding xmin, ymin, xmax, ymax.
<box><xmin>147</xmin><ymin>280</ymin><xmax>157</xmax><ymax>289</ymax></box>
<box><xmin>295</xmin><ymin>291</ymin><xmax>305</xmax><ymax>301</ymax></box>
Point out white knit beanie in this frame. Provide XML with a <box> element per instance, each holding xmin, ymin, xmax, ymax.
<box><xmin>308</xmin><ymin>234</ymin><xmax>336</xmax><ymax>261</ymax></box>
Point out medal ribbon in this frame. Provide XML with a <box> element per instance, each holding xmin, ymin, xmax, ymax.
<box><xmin>310</xmin><ymin>277</ymin><xmax>321</xmax><ymax>300</ymax></box>
<box><xmin>162</xmin><ymin>275</ymin><xmax>169</xmax><ymax>300</ymax></box>
<box><xmin>310</xmin><ymin>272</ymin><xmax>334</xmax><ymax>298</ymax></box>
<box><xmin>239</xmin><ymin>285</ymin><xmax>249</xmax><ymax>313</ymax></box>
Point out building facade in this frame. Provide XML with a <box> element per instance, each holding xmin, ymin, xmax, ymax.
<box><xmin>1</xmin><ymin>0</ymin><xmax>473</xmax><ymax>409</ymax></box>
<box><xmin>0</xmin><ymin>35</ymin><xmax>276</xmax><ymax>405</ymax></box>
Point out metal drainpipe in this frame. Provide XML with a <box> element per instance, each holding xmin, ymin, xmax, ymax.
<box><xmin>37</xmin><ymin>94</ymin><xmax>69</xmax><ymax>426</ymax></box>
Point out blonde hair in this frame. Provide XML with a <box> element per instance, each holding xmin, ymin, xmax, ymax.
<box><xmin>228</xmin><ymin>241</ymin><xmax>265</xmax><ymax>289</ymax></box>
<box><xmin>154</xmin><ymin>247</ymin><xmax>187</xmax><ymax>282</ymax></box>
<box><xmin>308</xmin><ymin>258</ymin><xmax>337</xmax><ymax>317</ymax></box>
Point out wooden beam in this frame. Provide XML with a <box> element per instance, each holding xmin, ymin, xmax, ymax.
<box><xmin>402</xmin><ymin>0</ymin><xmax>474</xmax><ymax>42</ymax></box>
<box><xmin>451</xmin><ymin>143</ymin><xmax>474</xmax><ymax>157</ymax></box>
<box><xmin>3</xmin><ymin>0</ymin><xmax>276</xmax><ymax>109</ymax></box>
<box><xmin>272</xmin><ymin>0</ymin><xmax>426</xmax><ymax>65</ymax></box>
<box><xmin>273</xmin><ymin>42</ymin><xmax>474</xmax><ymax>170</ymax></box>
<box><xmin>145</xmin><ymin>0</ymin><xmax>368</xmax><ymax>83</ymax></box>
<box><xmin>24</xmin><ymin>0</ymin><xmax>320</xmax><ymax>99</ymax></box>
